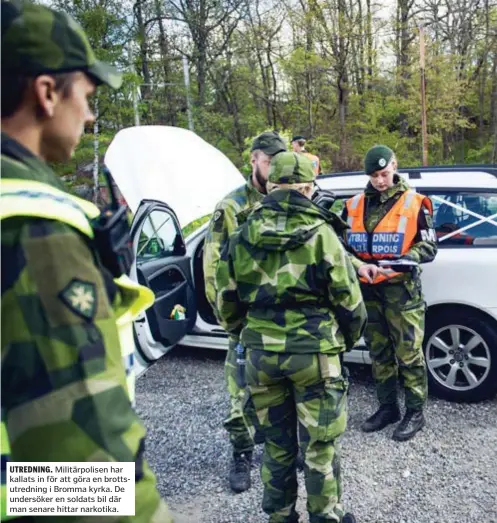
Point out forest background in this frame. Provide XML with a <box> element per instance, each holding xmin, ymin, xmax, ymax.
<box><xmin>44</xmin><ymin>0</ymin><xmax>497</xmax><ymax>203</ymax></box>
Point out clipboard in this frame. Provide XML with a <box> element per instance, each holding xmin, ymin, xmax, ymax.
<box><xmin>377</xmin><ymin>259</ymin><xmax>419</xmax><ymax>273</ymax></box>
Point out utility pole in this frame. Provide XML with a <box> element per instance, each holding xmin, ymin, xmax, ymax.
<box><xmin>419</xmin><ymin>25</ymin><xmax>428</xmax><ymax>166</ymax></box>
<box><xmin>127</xmin><ymin>49</ymin><xmax>193</xmax><ymax>130</ymax></box>
<box><xmin>128</xmin><ymin>43</ymin><xmax>140</xmax><ymax>126</ymax></box>
<box><xmin>92</xmin><ymin>96</ymin><xmax>100</xmax><ymax>203</ymax></box>
<box><xmin>182</xmin><ymin>55</ymin><xmax>194</xmax><ymax>132</ymax></box>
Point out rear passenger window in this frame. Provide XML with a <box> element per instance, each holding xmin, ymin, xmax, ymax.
<box><xmin>427</xmin><ymin>192</ymin><xmax>497</xmax><ymax>247</ymax></box>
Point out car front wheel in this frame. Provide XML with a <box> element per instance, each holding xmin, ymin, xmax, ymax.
<box><xmin>424</xmin><ymin>308</ymin><xmax>497</xmax><ymax>402</ymax></box>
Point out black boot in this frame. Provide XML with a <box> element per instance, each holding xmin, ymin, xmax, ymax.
<box><xmin>253</xmin><ymin>430</ymin><xmax>265</xmax><ymax>445</ymax></box>
<box><xmin>392</xmin><ymin>409</ymin><xmax>425</xmax><ymax>442</ymax></box>
<box><xmin>229</xmin><ymin>452</ymin><xmax>251</xmax><ymax>493</ymax></box>
<box><xmin>342</xmin><ymin>513</ymin><xmax>357</xmax><ymax>523</ymax></box>
<box><xmin>361</xmin><ymin>404</ymin><xmax>401</xmax><ymax>433</ymax></box>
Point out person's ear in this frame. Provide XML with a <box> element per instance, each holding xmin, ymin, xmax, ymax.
<box><xmin>33</xmin><ymin>75</ymin><xmax>59</xmax><ymax>118</ymax></box>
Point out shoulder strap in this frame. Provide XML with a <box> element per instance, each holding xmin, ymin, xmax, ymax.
<box><xmin>0</xmin><ymin>179</ymin><xmax>100</xmax><ymax>238</ymax></box>
<box><xmin>346</xmin><ymin>193</ymin><xmax>363</xmax><ymax>213</ymax></box>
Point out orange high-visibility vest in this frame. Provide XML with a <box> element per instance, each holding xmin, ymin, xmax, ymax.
<box><xmin>346</xmin><ymin>189</ymin><xmax>432</xmax><ymax>284</ymax></box>
<box><xmin>302</xmin><ymin>152</ymin><xmax>320</xmax><ymax>175</ymax></box>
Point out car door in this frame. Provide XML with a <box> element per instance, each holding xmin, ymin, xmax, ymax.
<box><xmin>104</xmin><ymin>126</ymin><xmax>246</xmax><ymax>369</ymax></box>
<box><xmin>130</xmin><ymin>199</ymin><xmax>196</xmax><ymax>363</ymax></box>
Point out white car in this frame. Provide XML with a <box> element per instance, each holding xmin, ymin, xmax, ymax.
<box><xmin>106</xmin><ymin>126</ymin><xmax>497</xmax><ymax>403</ymax></box>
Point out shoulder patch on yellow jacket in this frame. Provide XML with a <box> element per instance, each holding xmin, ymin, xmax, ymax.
<box><xmin>59</xmin><ymin>279</ymin><xmax>97</xmax><ymax>321</ymax></box>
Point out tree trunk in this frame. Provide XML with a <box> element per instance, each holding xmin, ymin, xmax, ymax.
<box><xmin>135</xmin><ymin>1</ymin><xmax>151</xmax><ymax>89</ymax></box>
<box><xmin>478</xmin><ymin>0</ymin><xmax>489</xmax><ymax>145</ymax></box>
<box><xmin>266</xmin><ymin>45</ymin><xmax>278</xmax><ymax>129</ymax></box>
<box><xmin>396</xmin><ymin>0</ymin><xmax>413</xmax><ymax>137</ymax></box>
<box><xmin>249</xmin><ymin>2</ymin><xmax>272</xmax><ymax>127</ymax></box>
<box><xmin>155</xmin><ymin>0</ymin><xmax>176</xmax><ymax>125</ymax></box>
<box><xmin>337</xmin><ymin>0</ymin><xmax>349</xmax><ymax>168</ymax></box>
<box><xmin>491</xmin><ymin>49</ymin><xmax>497</xmax><ymax>162</ymax></box>
<box><xmin>366</xmin><ymin>0</ymin><xmax>373</xmax><ymax>88</ymax></box>
<box><xmin>305</xmin><ymin>0</ymin><xmax>314</xmax><ymax>135</ymax></box>
<box><xmin>218</xmin><ymin>69</ymin><xmax>245</xmax><ymax>154</ymax></box>
<box><xmin>399</xmin><ymin>1</ymin><xmax>411</xmax><ymax>73</ymax></box>
<box><xmin>255</xmin><ymin>48</ymin><xmax>272</xmax><ymax>126</ymax></box>
<box><xmin>196</xmin><ymin>35</ymin><xmax>208</xmax><ymax>106</ymax></box>
<box><xmin>92</xmin><ymin>96</ymin><xmax>100</xmax><ymax>204</ymax></box>
<box><xmin>135</xmin><ymin>0</ymin><xmax>151</xmax><ymax>116</ymax></box>
<box><xmin>354</xmin><ymin>0</ymin><xmax>365</xmax><ymax>96</ymax></box>
<box><xmin>491</xmin><ymin>48</ymin><xmax>497</xmax><ymax>133</ymax></box>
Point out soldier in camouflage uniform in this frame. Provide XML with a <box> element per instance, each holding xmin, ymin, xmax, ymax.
<box><xmin>291</xmin><ymin>135</ymin><xmax>321</xmax><ymax>175</ymax></box>
<box><xmin>342</xmin><ymin>145</ymin><xmax>438</xmax><ymax>442</ymax></box>
<box><xmin>1</xmin><ymin>1</ymin><xmax>171</xmax><ymax>521</ymax></box>
<box><xmin>215</xmin><ymin>152</ymin><xmax>367</xmax><ymax>523</ymax></box>
<box><xmin>203</xmin><ymin>131</ymin><xmax>287</xmax><ymax>492</ymax></box>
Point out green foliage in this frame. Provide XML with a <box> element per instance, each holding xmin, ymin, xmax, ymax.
<box><xmin>182</xmin><ymin>215</ymin><xmax>211</xmax><ymax>238</ymax></box>
<box><xmin>50</xmin><ymin>132</ymin><xmax>114</xmax><ymax>189</ymax></box>
<box><xmin>46</xmin><ymin>0</ymin><xmax>496</xmax><ymax>189</ymax></box>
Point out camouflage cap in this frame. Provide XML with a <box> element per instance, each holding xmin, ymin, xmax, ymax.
<box><xmin>251</xmin><ymin>131</ymin><xmax>287</xmax><ymax>156</ymax></box>
<box><xmin>268</xmin><ymin>152</ymin><xmax>316</xmax><ymax>185</ymax></box>
<box><xmin>364</xmin><ymin>144</ymin><xmax>395</xmax><ymax>175</ymax></box>
<box><xmin>1</xmin><ymin>0</ymin><xmax>122</xmax><ymax>89</ymax></box>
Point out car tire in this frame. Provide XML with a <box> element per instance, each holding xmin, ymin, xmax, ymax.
<box><xmin>424</xmin><ymin>308</ymin><xmax>497</xmax><ymax>403</ymax></box>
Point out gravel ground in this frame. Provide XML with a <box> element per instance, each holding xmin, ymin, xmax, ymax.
<box><xmin>135</xmin><ymin>346</ymin><xmax>497</xmax><ymax>523</ymax></box>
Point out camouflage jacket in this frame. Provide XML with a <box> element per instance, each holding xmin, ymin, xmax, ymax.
<box><xmin>1</xmin><ymin>134</ymin><xmax>168</xmax><ymax>522</ymax></box>
<box><xmin>215</xmin><ymin>189</ymin><xmax>367</xmax><ymax>354</ymax></box>
<box><xmin>203</xmin><ymin>178</ymin><xmax>263</xmax><ymax>314</ymax></box>
<box><xmin>342</xmin><ymin>175</ymin><xmax>438</xmax><ymax>275</ymax></box>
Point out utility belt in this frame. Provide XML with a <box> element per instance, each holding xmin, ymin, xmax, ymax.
<box><xmin>248</xmin><ymin>300</ymin><xmax>329</xmax><ymax>312</ymax></box>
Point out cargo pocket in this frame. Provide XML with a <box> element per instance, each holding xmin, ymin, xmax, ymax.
<box><xmin>400</xmin><ymin>300</ymin><xmax>426</xmax><ymax>312</ymax></box>
<box><xmin>241</xmin><ymin>389</ymin><xmax>258</xmax><ymax>441</ymax></box>
<box><xmin>394</xmin><ymin>286</ymin><xmax>427</xmax><ymax>348</ymax></box>
<box><xmin>401</xmin><ymin>279</ymin><xmax>425</xmax><ymax>311</ymax></box>
<box><xmin>317</xmin><ymin>376</ymin><xmax>348</xmax><ymax>442</ymax></box>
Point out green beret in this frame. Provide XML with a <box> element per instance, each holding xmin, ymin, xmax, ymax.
<box><xmin>251</xmin><ymin>131</ymin><xmax>287</xmax><ymax>156</ymax></box>
<box><xmin>1</xmin><ymin>0</ymin><xmax>122</xmax><ymax>89</ymax></box>
<box><xmin>364</xmin><ymin>145</ymin><xmax>395</xmax><ymax>175</ymax></box>
<box><xmin>268</xmin><ymin>152</ymin><xmax>315</xmax><ymax>184</ymax></box>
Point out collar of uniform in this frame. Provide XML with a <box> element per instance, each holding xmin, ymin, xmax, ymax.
<box><xmin>1</xmin><ymin>132</ymin><xmax>67</xmax><ymax>191</ymax></box>
<box><xmin>365</xmin><ymin>174</ymin><xmax>408</xmax><ymax>202</ymax></box>
<box><xmin>262</xmin><ymin>187</ymin><xmax>318</xmax><ymax>216</ymax></box>
<box><xmin>246</xmin><ymin>176</ymin><xmax>265</xmax><ymax>203</ymax></box>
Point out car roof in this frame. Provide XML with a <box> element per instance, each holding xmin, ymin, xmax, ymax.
<box><xmin>318</xmin><ymin>165</ymin><xmax>497</xmax><ymax>192</ymax></box>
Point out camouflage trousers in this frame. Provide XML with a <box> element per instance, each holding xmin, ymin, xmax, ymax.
<box><xmin>223</xmin><ymin>336</ymin><xmax>255</xmax><ymax>455</ymax></box>
<box><xmin>244</xmin><ymin>349</ymin><xmax>348</xmax><ymax>523</ymax></box>
<box><xmin>362</xmin><ymin>278</ymin><xmax>428</xmax><ymax>410</ymax></box>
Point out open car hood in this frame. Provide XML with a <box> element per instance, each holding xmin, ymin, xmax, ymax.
<box><xmin>104</xmin><ymin>126</ymin><xmax>244</xmax><ymax>227</ymax></box>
